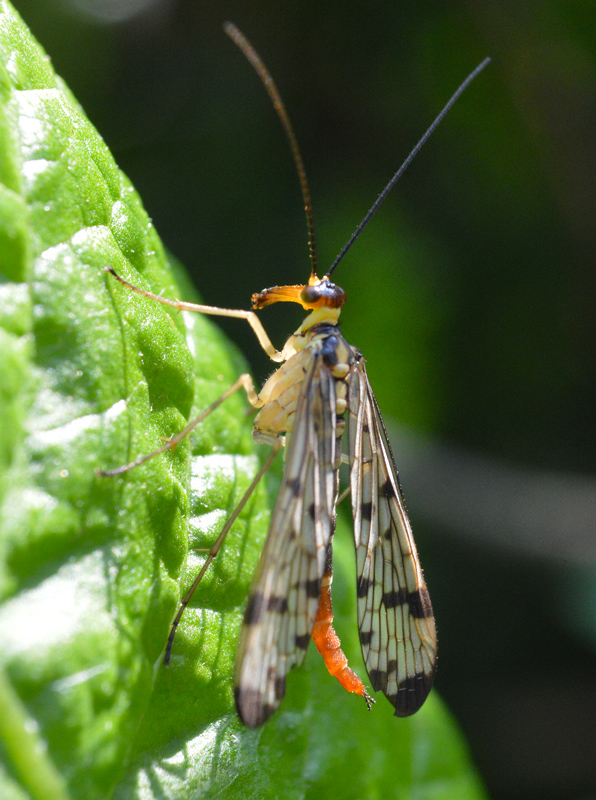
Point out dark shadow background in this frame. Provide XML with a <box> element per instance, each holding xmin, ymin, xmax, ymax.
<box><xmin>12</xmin><ymin>1</ymin><xmax>596</xmax><ymax>798</ymax></box>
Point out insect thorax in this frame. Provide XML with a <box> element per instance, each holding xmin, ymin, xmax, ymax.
<box><xmin>253</xmin><ymin>320</ymin><xmax>356</xmax><ymax>442</ymax></box>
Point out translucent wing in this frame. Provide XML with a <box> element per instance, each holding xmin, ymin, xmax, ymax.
<box><xmin>234</xmin><ymin>353</ymin><xmax>339</xmax><ymax>727</ymax></box>
<box><xmin>348</xmin><ymin>359</ymin><xmax>437</xmax><ymax>715</ymax></box>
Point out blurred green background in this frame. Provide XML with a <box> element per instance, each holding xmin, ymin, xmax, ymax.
<box><xmin>11</xmin><ymin>1</ymin><xmax>596</xmax><ymax>798</ymax></box>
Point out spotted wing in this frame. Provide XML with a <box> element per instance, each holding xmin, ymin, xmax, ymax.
<box><xmin>234</xmin><ymin>353</ymin><xmax>339</xmax><ymax>727</ymax></box>
<box><xmin>348</xmin><ymin>358</ymin><xmax>437</xmax><ymax>716</ymax></box>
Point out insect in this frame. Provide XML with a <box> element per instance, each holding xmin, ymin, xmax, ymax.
<box><xmin>101</xmin><ymin>24</ymin><xmax>489</xmax><ymax>727</ymax></box>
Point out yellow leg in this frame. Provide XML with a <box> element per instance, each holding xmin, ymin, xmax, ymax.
<box><xmin>105</xmin><ymin>267</ymin><xmax>284</xmax><ymax>362</ymax></box>
<box><xmin>164</xmin><ymin>441</ymin><xmax>281</xmax><ymax>664</ymax></box>
<box><xmin>98</xmin><ymin>374</ymin><xmax>260</xmax><ymax>477</ymax></box>
<box><xmin>101</xmin><ymin>267</ymin><xmax>283</xmax><ymax>662</ymax></box>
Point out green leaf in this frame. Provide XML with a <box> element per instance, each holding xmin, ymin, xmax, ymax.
<box><xmin>0</xmin><ymin>2</ymin><xmax>486</xmax><ymax>798</ymax></box>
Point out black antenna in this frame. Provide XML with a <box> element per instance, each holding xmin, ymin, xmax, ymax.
<box><xmin>326</xmin><ymin>56</ymin><xmax>491</xmax><ymax>278</ymax></box>
<box><xmin>224</xmin><ymin>22</ymin><xmax>319</xmax><ymax>281</ymax></box>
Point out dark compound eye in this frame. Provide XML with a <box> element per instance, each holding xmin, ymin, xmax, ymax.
<box><xmin>300</xmin><ymin>285</ymin><xmax>321</xmax><ymax>304</ymax></box>
<box><xmin>300</xmin><ymin>281</ymin><xmax>346</xmax><ymax>308</ymax></box>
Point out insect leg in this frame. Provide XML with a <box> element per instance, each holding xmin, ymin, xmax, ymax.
<box><xmin>336</xmin><ymin>485</ymin><xmax>351</xmax><ymax>506</ymax></box>
<box><xmin>104</xmin><ymin>267</ymin><xmax>285</xmax><ymax>361</ymax></box>
<box><xmin>98</xmin><ymin>373</ymin><xmax>260</xmax><ymax>477</ymax></box>
<box><xmin>164</xmin><ymin>440</ymin><xmax>282</xmax><ymax>664</ymax></box>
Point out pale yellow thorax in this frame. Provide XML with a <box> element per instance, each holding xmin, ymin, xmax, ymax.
<box><xmin>253</xmin><ymin>306</ymin><xmax>341</xmax><ymax>438</ymax></box>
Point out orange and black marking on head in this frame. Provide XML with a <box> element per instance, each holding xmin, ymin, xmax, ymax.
<box><xmin>251</xmin><ymin>274</ymin><xmax>346</xmax><ymax>312</ymax></box>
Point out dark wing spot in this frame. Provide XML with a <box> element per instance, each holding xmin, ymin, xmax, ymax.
<box><xmin>360</xmin><ymin>501</ymin><xmax>372</xmax><ymax>521</ymax></box>
<box><xmin>295</xmin><ymin>632</ymin><xmax>311</xmax><ymax>650</ymax></box>
<box><xmin>382</xmin><ymin>587</ymin><xmax>434</xmax><ymax>618</ymax></box>
<box><xmin>368</xmin><ymin>667</ymin><xmax>388</xmax><ymax>693</ymax></box>
<box><xmin>304</xmin><ymin>578</ymin><xmax>320</xmax><ymax>598</ymax></box>
<box><xmin>380</xmin><ymin>479</ymin><xmax>396</xmax><ymax>499</ymax></box>
<box><xmin>275</xmin><ymin>675</ymin><xmax>287</xmax><ymax>701</ymax></box>
<box><xmin>407</xmin><ymin>586</ymin><xmax>434</xmax><ymax>619</ymax></box>
<box><xmin>286</xmin><ymin>477</ymin><xmax>301</xmax><ymax>497</ymax></box>
<box><xmin>324</xmin><ymin>543</ymin><xmax>333</xmax><ymax>573</ymax></box>
<box><xmin>244</xmin><ymin>593</ymin><xmax>266</xmax><ymax>625</ymax></box>
<box><xmin>235</xmin><ymin>686</ymin><xmax>276</xmax><ymax>728</ymax></box>
<box><xmin>357</xmin><ymin>576</ymin><xmax>372</xmax><ymax>598</ymax></box>
<box><xmin>392</xmin><ymin>671</ymin><xmax>435</xmax><ymax>717</ymax></box>
<box><xmin>307</xmin><ymin>503</ymin><xmax>316</xmax><ymax>519</ymax></box>
<box><xmin>268</xmin><ymin>595</ymin><xmax>289</xmax><ymax>614</ymax></box>
<box><xmin>382</xmin><ymin>588</ymin><xmax>407</xmax><ymax>609</ymax></box>
<box><xmin>359</xmin><ymin>629</ymin><xmax>373</xmax><ymax>646</ymax></box>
